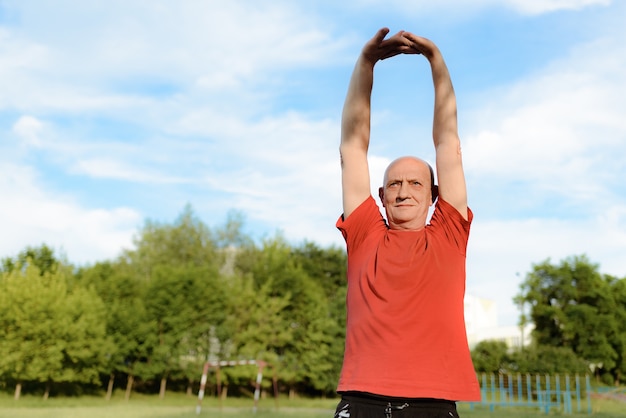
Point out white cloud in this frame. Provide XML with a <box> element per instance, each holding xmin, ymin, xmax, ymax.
<box><xmin>346</xmin><ymin>0</ymin><xmax>610</xmax><ymax>18</ymax></box>
<box><xmin>0</xmin><ymin>1</ymin><xmax>347</xmax><ymax>114</ymax></box>
<box><xmin>193</xmin><ymin>111</ymin><xmax>345</xmax><ymax>246</ymax></box>
<box><xmin>12</xmin><ymin>115</ymin><xmax>44</xmax><ymax>147</ymax></box>
<box><xmin>69</xmin><ymin>158</ymin><xmax>188</xmax><ymax>184</ymax></box>
<box><xmin>506</xmin><ymin>0</ymin><xmax>611</xmax><ymax>15</ymax></box>
<box><xmin>464</xmin><ymin>34</ymin><xmax>626</xmax><ymax>206</ymax></box>
<box><xmin>0</xmin><ymin>162</ymin><xmax>141</xmax><ymax>264</ymax></box>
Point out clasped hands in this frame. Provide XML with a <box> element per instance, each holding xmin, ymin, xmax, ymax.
<box><xmin>362</xmin><ymin>27</ymin><xmax>438</xmax><ymax>64</ymax></box>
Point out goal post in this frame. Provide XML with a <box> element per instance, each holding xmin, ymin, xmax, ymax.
<box><xmin>195</xmin><ymin>359</ymin><xmax>272</xmax><ymax>415</ymax></box>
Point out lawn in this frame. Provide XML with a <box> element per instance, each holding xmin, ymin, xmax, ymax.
<box><xmin>0</xmin><ymin>392</ymin><xmax>624</xmax><ymax>418</ymax></box>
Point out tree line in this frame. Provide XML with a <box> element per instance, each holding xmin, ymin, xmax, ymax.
<box><xmin>0</xmin><ymin>207</ymin><xmax>347</xmax><ymax>400</ymax></box>
<box><xmin>1</xmin><ymin>206</ymin><xmax>625</xmax><ymax>399</ymax></box>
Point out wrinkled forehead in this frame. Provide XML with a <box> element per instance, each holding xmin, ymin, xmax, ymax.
<box><xmin>383</xmin><ymin>157</ymin><xmax>431</xmax><ymax>184</ymax></box>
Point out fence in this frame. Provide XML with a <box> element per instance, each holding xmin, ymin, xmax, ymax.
<box><xmin>469</xmin><ymin>373</ymin><xmax>592</xmax><ymax>414</ymax></box>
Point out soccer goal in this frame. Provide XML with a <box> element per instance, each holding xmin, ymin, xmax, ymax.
<box><xmin>196</xmin><ymin>359</ymin><xmax>277</xmax><ymax>415</ymax></box>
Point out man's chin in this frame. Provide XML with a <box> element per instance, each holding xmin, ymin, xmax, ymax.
<box><xmin>390</xmin><ymin>210</ymin><xmax>417</xmax><ymax>220</ymax></box>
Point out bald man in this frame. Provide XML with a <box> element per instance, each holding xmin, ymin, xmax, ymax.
<box><xmin>334</xmin><ymin>28</ymin><xmax>480</xmax><ymax>418</ymax></box>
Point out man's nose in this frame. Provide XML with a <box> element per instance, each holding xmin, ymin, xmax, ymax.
<box><xmin>396</xmin><ymin>181</ymin><xmax>409</xmax><ymax>199</ymax></box>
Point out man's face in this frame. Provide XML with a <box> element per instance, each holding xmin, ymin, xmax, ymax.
<box><xmin>379</xmin><ymin>157</ymin><xmax>433</xmax><ymax>230</ymax></box>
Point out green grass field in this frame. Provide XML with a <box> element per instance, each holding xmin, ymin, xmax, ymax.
<box><xmin>0</xmin><ymin>392</ymin><xmax>624</xmax><ymax>418</ymax></box>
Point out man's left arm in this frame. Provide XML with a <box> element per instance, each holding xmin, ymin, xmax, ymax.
<box><xmin>404</xmin><ymin>33</ymin><xmax>468</xmax><ymax>220</ymax></box>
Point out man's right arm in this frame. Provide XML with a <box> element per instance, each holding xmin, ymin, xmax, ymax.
<box><xmin>340</xmin><ymin>53</ymin><xmax>374</xmax><ymax>219</ymax></box>
<box><xmin>340</xmin><ymin>28</ymin><xmax>414</xmax><ymax>219</ymax></box>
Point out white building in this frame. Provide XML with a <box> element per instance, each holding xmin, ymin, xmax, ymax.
<box><xmin>464</xmin><ymin>294</ymin><xmax>534</xmax><ymax>350</ymax></box>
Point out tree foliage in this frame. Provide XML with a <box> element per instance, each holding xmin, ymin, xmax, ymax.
<box><xmin>226</xmin><ymin>236</ymin><xmax>344</xmax><ymax>395</ymax></box>
<box><xmin>516</xmin><ymin>255</ymin><xmax>626</xmax><ymax>384</ymax></box>
<box><xmin>471</xmin><ymin>340</ymin><xmax>510</xmax><ymax>373</ymax></box>
<box><xmin>0</xmin><ymin>211</ymin><xmax>342</xmax><ymax>399</ymax></box>
<box><xmin>0</xmin><ymin>258</ymin><xmax>109</xmax><ymax>399</ymax></box>
<box><xmin>509</xmin><ymin>345</ymin><xmax>589</xmax><ymax>374</ymax></box>
<box><xmin>1</xmin><ymin>243</ymin><xmax>67</xmax><ymax>277</ymax></box>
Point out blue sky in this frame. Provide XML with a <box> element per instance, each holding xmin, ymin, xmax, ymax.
<box><xmin>1</xmin><ymin>0</ymin><xmax>625</xmax><ymax>326</ymax></box>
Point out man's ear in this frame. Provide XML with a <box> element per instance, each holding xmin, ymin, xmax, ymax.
<box><xmin>431</xmin><ymin>185</ymin><xmax>439</xmax><ymax>203</ymax></box>
<box><xmin>378</xmin><ymin>187</ymin><xmax>385</xmax><ymax>206</ymax></box>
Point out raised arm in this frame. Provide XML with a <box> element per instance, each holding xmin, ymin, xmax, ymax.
<box><xmin>403</xmin><ymin>33</ymin><xmax>468</xmax><ymax>220</ymax></box>
<box><xmin>340</xmin><ymin>28</ymin><xmax>414</xmax><ymax>219</ymax></box>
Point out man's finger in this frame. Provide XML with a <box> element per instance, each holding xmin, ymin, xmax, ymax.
<box><xmin>373</xmin><ymin>27</ymin><xmax>390</xmax><ymax>43</ymax></box>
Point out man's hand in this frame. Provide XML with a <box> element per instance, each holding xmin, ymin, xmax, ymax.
<box><xmin>361</xmin><ymin>28</ymin><xmax>417</xmax><ymax>65</ymax></box>
<box><xmin>400</xmin><ymin>32</ymin><xmax>439</xmax><ymax>60</ymax></box>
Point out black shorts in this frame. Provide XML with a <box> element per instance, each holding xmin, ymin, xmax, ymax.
<box><xmin>334</xmin><ymin>392</ymin><xmax>459</xmax><ymax>418</ymax></box>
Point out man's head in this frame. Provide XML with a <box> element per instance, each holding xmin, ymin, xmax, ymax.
<box><xmin>378</xmin><ymin>156</ymin><xmax>438</xmax><ymax>230</ymax></box>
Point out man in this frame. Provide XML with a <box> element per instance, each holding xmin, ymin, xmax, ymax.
<box><xmin>334</xmin><ymin>28</ymin><xmax>481</xmax><ymax>418</ymax></box>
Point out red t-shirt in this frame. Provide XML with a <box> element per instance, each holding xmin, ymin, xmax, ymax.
<box><xmin>336</xmin><ymin>196</ymin><xmax>480</xmax><ymax>401</ymax></box>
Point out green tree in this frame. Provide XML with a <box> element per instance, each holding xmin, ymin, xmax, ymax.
<box><xmin>1</xmin><ymin>244</ymin><xmax>61</xmax><ymax>275</ymax></box>
<box><xmin>214</xmin><ymin>210</ymin><xmax>253</xmax><ymax>249</ymax></box>
<box><xmin>471</xmin><ymin>340</ymin><xmax>510</xmax><ymax>373</ymax></box>
<box><xmin>291</xmin><ymin>242</ymin><xmax>347</xmax><ymax>394</ymax></box>
<box><xmin>607</xmin><ymin>275</ymin><xmax>626</xmax><ymax>385</ymax></box>
<box><xmin>76</xmin><ymin>260</ymin><xmax>155</xmax><ymax>400</ymax></box>
<box><xmin>48</xmin><ymin>285</ymin><xmax>112</xmax><ymax>396</ymax></box>
<box><xmin>517</xmin><ymin>255</ymin><xmax>626</xmax><ymax>383</ymax></box>
<box><xmin>220</xmin><ymin>272</ymin><xmax>292</xmax><ymax>395</ymax></box>
<box><xmin>0</xmin><ymin>262</ymin><xmax>109</xmax><ymax>399</ymax></box>
<box><xmin>292</xmin><ymin>242</ymin><xmax>347</xmax><ymax>296</ymax></box>
<box><xmin>120</xmin><ymin>205</ymin><xmax>227</xmax><ymax>397</ymax></box>
<box><xmin>509</xmin><ymin>344</ymin><xmax>589</xmax><ymax>374</ymax></box>
<box><xmin>144</xmin><ymin>264</ymin><xmax>227</xmax><ymax>398</ymax></box>
<box><xmin>231</xmin><ymin>236</ymin><xmax>341</xmax><ymax>396</ymax></box>
<box><xmin>122</xmin><ymin>204</ymin><xmax>219</xmax><ymax>279</ymax></box>
<box><xmin>0</xmin><ymin>262</ymin><xmax>62</xmax><ymax>399</ymax></box>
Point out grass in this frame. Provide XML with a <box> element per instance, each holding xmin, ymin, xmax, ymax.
<box><xmin>0</xmin><ymin>391</ymin><xmax>624</xmax><ymax>418</ymax></box>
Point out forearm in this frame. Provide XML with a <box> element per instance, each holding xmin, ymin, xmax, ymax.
<box><xmin>340</xmin><ymin>54</ymin><xmax>376</xmax><ymax>218</ymax></box>
<box><xmin>428</xmin><ymin>47</ymin><xmax>467</xmax><ymax>215</ymax></box>
<box><xmin>428</xmin><ymin>50</ymin><xmax>459</xmax><ymax>148</ymax></box>
<box><xmin>341</xmin><ymin>55</ymin><xmax>375</xmax><ymax>153</ymax></box>
<box><xmin>341</xmin><ymin>28</ymin><xmax>414</xmax><ymax>152</ymax></box>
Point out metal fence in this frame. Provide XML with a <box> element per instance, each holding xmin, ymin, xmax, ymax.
<box><xmin>468</xmin><ymin>373</ymin><xmax>592</xmax><ymax>414</ymax></box>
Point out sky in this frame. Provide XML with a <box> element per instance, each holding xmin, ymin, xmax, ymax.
<box><xmin>1</xmin><ymin>0</ymin><xmax>625</xmax><ymax>326</ymax></box>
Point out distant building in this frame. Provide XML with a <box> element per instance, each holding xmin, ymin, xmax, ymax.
<box><xmin>464</xmin><ymin>294</ymin><xmax>534</xmax><ymax>350</ymax></box>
